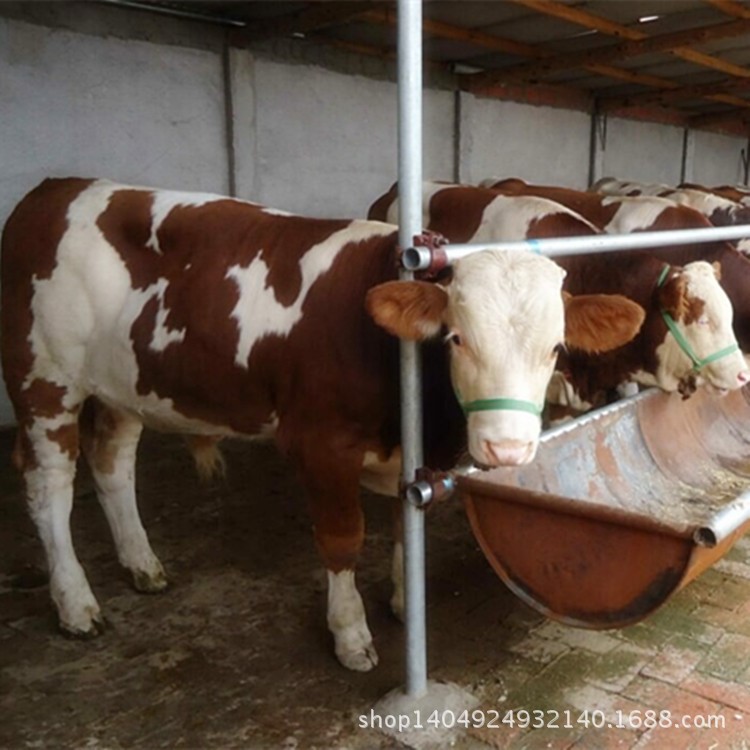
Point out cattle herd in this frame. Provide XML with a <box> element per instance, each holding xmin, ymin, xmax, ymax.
<box><xmin>2</xmin><ymin>174</ymin><xmax>750</xmax><ymax>671</ymax></box>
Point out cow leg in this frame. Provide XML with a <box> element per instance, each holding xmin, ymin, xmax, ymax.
<box><xmin>16</xmin><ymin>407</ymin><xmax>105</xmax><ymax>637</ymax></box>
<box><xmin>298</xmin><ymin>441</ymin><xmax>377</xmax><ymax>671</ymax></box>
<box><xmin>80</xmin><ymin>400</ymin><xmax>167</xmax><ymax>593</ymax></box>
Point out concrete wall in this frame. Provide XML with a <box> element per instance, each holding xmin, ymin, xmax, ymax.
<box><xmin>598</xmin><ymin>118</ymin><xmax>686</xmax><ymax>187</ymax></box>
<box><xmin>457</xmin><ymin>93</ymin><xmax>592</xmax><ymax>188</ymax></box>
<box><xmin>230</xmin><ymin>53</ymin><xmax>454</xmax><ymax>218</ymax></box>
<box><xmin>692</xmin><ymin>130</ymin><xmax>749</xmax><ymax>187</ymax></box>
<box><xmin>595</xmin><ymin>118</ymin><xmax>748</xmax><ymax>189</ymax></box>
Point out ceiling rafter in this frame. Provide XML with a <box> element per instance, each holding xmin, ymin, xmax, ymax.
<box><xmin>364</xmin><ymin>7</ymin><xmax>682</xmax><ymax>96</ymax></box>
<box><xmin>600</xmin><ymin>77</ymin><xmax>750</xmax><ymax>112</ymax></box>
<box><xmin>464</xmin><ymin>17</ymin><xmax>750</xmax><ymax>88</ymax></box>
<box><xmin>705</xmin><ymin>0</ymin><xmax>750</xmax><ymax>20</ymax></box>
<box><xmin>511</xmin><ymin>0</ymin><xmax>750</xmax><ymax>79</ymax></box>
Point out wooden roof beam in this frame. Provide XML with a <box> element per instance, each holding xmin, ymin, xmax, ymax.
<box><xmin>468</xmin><ymin>14</ymin><xmax>750</xmax><ymax>87</ymax></box>
<box><xmin>705</xmin><ymin>0</ymin><xmax>750</xmax><ymax>20</ymax></box>
<box><xmin>599</xmin><ymin>77</ymin><xmax>750</xmax><ymax>111</ymax></box>
<box><xmin>512</xmin><ymin>0</ymin><xmax>750</xmax><ymax>79</ymax></box>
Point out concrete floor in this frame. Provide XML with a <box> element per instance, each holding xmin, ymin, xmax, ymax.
<box><xmin>2</xmin><ymin>428</ymin><xmax>750</xmax><ymax>749</ymax></box>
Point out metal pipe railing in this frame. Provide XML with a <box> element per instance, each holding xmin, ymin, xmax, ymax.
<box><xmin>397</xmin><ymin>0</ymin><xmax>428</xmax><ymax>699</ymax></box>
<box><xmin>403</xmin><ymin>223</ymin><xmax>750</xmax><ymax>271</ymax></box>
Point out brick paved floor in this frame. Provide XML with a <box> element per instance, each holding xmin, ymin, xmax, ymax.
<box><xmin>456</xmin><ymin>542</ymin><xmax>750</xmax><ymax>749</ymax></box>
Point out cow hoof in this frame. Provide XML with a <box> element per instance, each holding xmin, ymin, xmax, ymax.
<box><xmin>337</xmin><ymin>642</ymin><xmax>379</xmax><ymax>672</ymax></box>
<box><xmin>132</xmin><ymin>567</ymin><xmax>169</xmax><ymax>594</ymax></box>
<box><xmin>59</xmin><ymin>612</ymin><xmax>107</xmax><ymax>639</ymax></box>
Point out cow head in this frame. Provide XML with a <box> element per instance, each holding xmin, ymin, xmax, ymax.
<box><xmin>656</xmin><ymin>261</ymin><xmax>750</xmax><ymax>396</ymax></box>
<box><xmin>366</xmin><ymin>251</ymin><xmax>644</xmax><ymax>467</ymax></box>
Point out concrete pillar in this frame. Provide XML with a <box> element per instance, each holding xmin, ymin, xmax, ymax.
<box><xmin>226</xmin><ymin>46</ymin><xmax>258</xmax><ymax>200</ymax></box>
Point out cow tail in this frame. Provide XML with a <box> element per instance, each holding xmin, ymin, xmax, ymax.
<box><xmin>185</xmin><ymin>435</ymin><xmax>226</xmax><ymax>482</ymax></box>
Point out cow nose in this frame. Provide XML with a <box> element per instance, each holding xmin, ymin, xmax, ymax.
<box><xmin>738</xmin><ymin>370</ymin><xmax>750</xmax><ymax>385</ymax></box>
<box><xmin>483</xmin><ymin>439</ymin><xmax>536</xmax><ymax>467</ymax></box>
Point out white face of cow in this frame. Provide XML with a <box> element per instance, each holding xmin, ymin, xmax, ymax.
<box><xmin>366</xmin><ymin>250</ymin><xmax>646</xmax><ymax>468</ymax></box>
<box><xmin>443</xmin><ymin>251</ymin><xmax>565</xmax><ymax>466</ymax></box>
<box><xmin>653</xmin><ymin>261</ymin><xmax>750</xmax><ymax>395</ymax></box>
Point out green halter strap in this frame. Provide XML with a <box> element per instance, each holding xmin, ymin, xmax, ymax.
<box><xmin>458</xmin><ymin>394</ymin><xmax>544</xmax><ymax>418</ymax></box>
<box><xmin>657</xmin><ymin>265</ymin><xmax>739</xmax><ymax>373</ymax></box>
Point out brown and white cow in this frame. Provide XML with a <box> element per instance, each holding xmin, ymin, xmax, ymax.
<box><xmin>368</xmin><ymin>181</ymin><xmax>606</xmax><ymax>241</ymax></box>
<box><xmin>592</xmin><ymin>177</ymin><xmax>750</xmax><ymax>230</ymax></box>
<box><xmin>484</xmin><ymin>177</ymin><xmax>718</xmax><ymax>236</ymax></box>
<box><xmin>681</xmin><ymin>182</ymin><xmax>750</xmax><ymax>209</ymax></box>
<box><xmin>1</xmin><ymin>178</ymin><xmax>644</xmax><ymax>671</ymax></box>
<box><xmin>372</xmin><ymin>181</ymin><xmax>749</xmax><ymax>409</ymax></box>
<box><xmin>485</xmin><ymin>178</ymin><xmax>750</xmax><ymax>356</ymax></box>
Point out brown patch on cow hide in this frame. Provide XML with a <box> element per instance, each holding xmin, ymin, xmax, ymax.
<box><xmin>494</xmin><ymin>182</ymin><xmax>619</xmax><ymax>231</ymax></box>
<box><xmin>117</xmin><ymin>195</ymin><xmax>394</xmax><ymax>436</ymax></box>
<box><xmin>46</xmin><ymin>422</ymin><xmax>79</xmax><ymax>462</ymax></box>
<box><xmin>658</xmin><ymin>271</ymin><xmax>706</xmax><ymax>325</ymax></box>
<box><xmin>488</xmin><ymin>178</ymin><xmax>527</xmax><ymax>192</ymax></box>
<box><xmin>96</xmin><ymin>189</ymin><xmax>158</xmax><ymax>289</ymax></box>
<box><xmin>22</xmin><ymin>378</ymin><xmax>68</xmax><ymax>418</ymax></box>
<box><xmin>678</xmin><ymin>372</ymin><xmax>698</xmax><ymax>399</ymax></box>
<box><xmin>79</xmin><ymin>398</ymin><xmax>129</xmax><ymax>476</ymax></box>
<box><xmin>428</xmin><ymin>187</ymin><xmax>494</xmax><ymax>242</ymax></box>
<box><xmin>1</xmin><ymin>178</ymin><xmax>93</xmax><ymax>413</ymax></box>
<box><xmin>650</xmin><ymin>205</ymin><xmax>712</xmax><ymax>231</ymax></box>
<box><xmin>528</xmin><ymin>212</ymin><xmax>598</xmax><ymax>239</ymax></box>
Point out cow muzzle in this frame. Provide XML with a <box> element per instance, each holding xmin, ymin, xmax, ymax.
<box><xmin>479</xmin><ymin>438</ymin><xmax>538</xmax><ymax>467</ymax></box>
<box><xmin>467</xmin><ymin>408</ymin><xmax>542</xmax><ymax>467</ymax></box>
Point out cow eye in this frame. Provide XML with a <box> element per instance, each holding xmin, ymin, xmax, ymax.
<box><xmin>444</xmin><ymin>331</ymin><xmax>462</xmax><ymax>347</ymax></box>
<box><xmin>698</xmin><ymin>316</ymin><xmax>710</xmax><ymax>326</ymax></box>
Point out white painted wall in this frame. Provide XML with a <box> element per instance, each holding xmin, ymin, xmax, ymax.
<box><xmin>598</xmin><ymin>118</ymin><xmax>685</xmax><ymax>187</ymax></box>
<box><xmin>230</xmin><ymin>53</ymin><xmax>454</xmax><ymax>218</ymax></box>
<box><xmin>457</xmin><ymin>93</ymin><xmax>592</xmax><ymax>188</ymax></box>
<box><xmin>692</xmin><ymin>130</ymin><xmax>748</xmax><ymax>186</ymax></box>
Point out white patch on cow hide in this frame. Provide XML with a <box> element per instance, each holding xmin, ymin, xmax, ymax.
<box><xmin>474</xmin><ymin>194</ymin><xmax>599</xmax><ymax>241</ymax></box>
<box><xmin>601</xmin><ymin>196</ymin><xmax>677</xmax><ymax>234</ymax></box>
<box><xmin>226</xmin><ymin>221</ymin><xmax>394</xmax><ymax>367</ymax></box>
<box><xmin>664</xmin><ymin>188</ymin><xmax>738</xmax><ymax>218</ymax></box>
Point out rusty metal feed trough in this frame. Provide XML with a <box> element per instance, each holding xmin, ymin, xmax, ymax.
<box><xmin>459</xmin><ymin>387</ymin><xmax>750</xmax><ymax>629</ymax></box>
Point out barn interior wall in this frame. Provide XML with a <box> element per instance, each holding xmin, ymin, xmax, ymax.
<box><xmin>1</xmin><ymin>5</ymin><xmax>748</xmax><ymax>427</ymax></box>
<box><xmin>457</xmin><ymin>93</ymin><xmax>592</xmax><ymax>188</ymax></box>
<box><xmin>691</xmin><ymin>130</ymin><xmax>750</xmax><ymax>187</ymax></box>
<box><xmin>593</xmin><ymin>117</ymin><xmax>748</xmax><ymax>189</ymax></box>
<box><xmin>229</xmin><ymin>52</ymin><xmax>455</xmax><ymax>218</ymax></box>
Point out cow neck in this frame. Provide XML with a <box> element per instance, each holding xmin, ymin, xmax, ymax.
<box><xmin>657</xmin><ymin>265</ymin><xmax>739</xmax><ymax>373</ymax></box>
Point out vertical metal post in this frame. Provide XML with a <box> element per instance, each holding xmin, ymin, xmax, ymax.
<box><xmin>397</xmin><ymin>0</ymin><xmax>427</xmax><ymax>699</ymax></box>
<box><xmin>680</xmin><ymin>127</ymin><xmax>695</xmax><ymax>185</ymax></box>
<box><xmin>588</xmin><ymin>111</ymin><xmax>606</xmax><ymax>188</ymax></box>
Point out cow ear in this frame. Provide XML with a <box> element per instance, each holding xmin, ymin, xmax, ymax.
<box><xmin>658</xmin><ymin>271</ymin><xmax>690</xmax><ymax>321</ymax></box>
<box><xmin>564</xmin><ymin>293</ymin><xmax>645</xmax><ymax>353</ymax></box>
<box><xmin>366</xmin><ymin>281</ymin><xmax>447</xmax><ymax>341</ymax></box>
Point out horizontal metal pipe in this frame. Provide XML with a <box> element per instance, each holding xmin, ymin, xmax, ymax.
<box><xmin>96</xmin><ymin>0</ymin><xmax>247</xmax><ymax>27</ymax></box>
<box><xmin>403</xmin><ymin>223</ymin><xmax>750</xmax><ymax>270</ymax></box>
<box><xmin>695</xmin><ymin>490</ymin><xmax>750</xmax><ymax>548</ymax></box>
